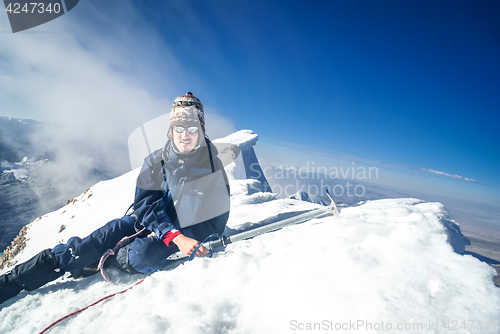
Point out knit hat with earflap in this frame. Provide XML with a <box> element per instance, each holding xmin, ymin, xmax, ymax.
<box><xmin>168</xmin><ymin>92</ymin><xmax>205</xmax><ymax>140</ymax></box>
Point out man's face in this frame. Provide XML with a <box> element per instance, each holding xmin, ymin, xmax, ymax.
<box><xmin>172</xmin><ymin>124</ymin><xmax>199</xmax><ymax>154</ymax></box>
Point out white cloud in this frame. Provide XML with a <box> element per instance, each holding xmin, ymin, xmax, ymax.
<box><xmin>422</xmin><ymin>168</ymin><xmax>476</xmax><ymax>183</ymax></box>
<box><xmin>0</xmin><ymin>1</ymin><xmax>176</xmax><ymax>173</ymax></box>
<box><xmin>0</xmin><ymin>0</ymin><xmax>236</xmax><ymax>213</ymax></box>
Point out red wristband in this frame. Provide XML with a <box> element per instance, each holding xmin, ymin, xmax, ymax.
<box><xmin>162</xmin><ymin>230</ymin><xmax>181</xmax><ymax>247</ymax></box>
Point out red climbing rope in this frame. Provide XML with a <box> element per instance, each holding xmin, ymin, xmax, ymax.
<box><xmin>38</xmin><ymin>279</ymin><xmax>145</xmax><ymax>334</ymax></box>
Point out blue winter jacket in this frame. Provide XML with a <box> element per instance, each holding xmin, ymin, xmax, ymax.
<box><xmin>134</xmin><ymin>137</ymin><xmax>230</xmax><ymax>242</ymax></box>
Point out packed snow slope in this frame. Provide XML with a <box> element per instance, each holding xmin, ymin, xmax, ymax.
<box><xmin>0</xmin><ymin>130</ymin><xmax>498</xmax><ymax>334</ymax></box>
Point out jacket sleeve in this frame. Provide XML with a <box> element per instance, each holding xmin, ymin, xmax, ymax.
<box><xmin>134</xmin><ymin>155</ymin><xmax>176</xmax><ymax>239</ymax></box>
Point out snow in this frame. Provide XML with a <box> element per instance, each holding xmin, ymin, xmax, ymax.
<box><xmin>214</xmin><ymin>130</ymin><xmax>270</xmax><ymax>190</ymax></box>
<box><xmin>213</xmin><ymin>129</ymin><xmax>258</xmax><ymax>150</ymax></box>
<box><xmin>0</xmin><ymin>157</ymin><xmax>36</xmax><ymax>180</ymax></box>
<box><xmin>2</xmin><ymin>169</ymin><xmax>29</xmax><ymax>181</ymax></box>
<box><xmin>0</xmin><ymin>158</ymin><xmax>34</xmax><ymax>181</ymax></box>
<box><xmin>0</xmin><ymin>131</ymin><xmax>499</xmax><ymax>334</ymax></box>
<box><xmin>1</xmin><ymin>161</ymin><xmax>15</xmax><ymax>168</ymax></box>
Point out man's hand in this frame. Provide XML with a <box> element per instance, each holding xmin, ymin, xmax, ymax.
<box><xmin>172</xmin><ymin>234</ymin><xmax>209</xmax><ymax>257</ymax></box>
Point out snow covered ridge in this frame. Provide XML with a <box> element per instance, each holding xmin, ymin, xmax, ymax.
<box><xmin>0</xmin><ymin>130</ymin><xmax>498</xmax><ymax>333</ymax></box>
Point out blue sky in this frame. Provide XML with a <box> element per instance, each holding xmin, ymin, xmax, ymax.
<box><xmin>0</xmin><ymin>0</ymin><xmax>498</xmax><ymax>224</ymax></box>
<box><xmin>127</xmin><ymin>0</ymin><xmax>500</xmax><ymax>185</ymax></box>
<box><xmin>135</xmin><ymin>0</ymin><xmax>500</xmax><ymax>208</ymax></box>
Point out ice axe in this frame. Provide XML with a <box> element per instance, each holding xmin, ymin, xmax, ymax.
<box><xmin>167</xmin><ymin>190</ymin><xmax>340</xmax><ymax>261</ymax></box>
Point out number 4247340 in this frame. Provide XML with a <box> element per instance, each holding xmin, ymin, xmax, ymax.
<box><xmin>5</xmin><ymin>2</ymin><xmax>62</xmax><ymax>14</ymax></box>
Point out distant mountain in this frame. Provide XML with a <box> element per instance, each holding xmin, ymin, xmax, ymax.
<box><xmin>0</xmin><ymin>116</ymin><xmax>112</xmax><ymax>251</ymax></box>
<box><xmin>260</xmin><ymin>163</ymin><xmax>412</xmax><ymax>206</ymax></box>
<box><xmin>0</xmin><ymin>117</ymin><xmax>49</xmax><ymax>160</ymax></box>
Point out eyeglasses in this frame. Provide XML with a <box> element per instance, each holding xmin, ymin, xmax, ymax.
<box><xmin>172</xmin><ymin>101</ymin><xmax>203</xmax><ymax>109</ymax></box>
<box><xmin>172</xmin><ymin>125</ymin><xmax>199</xmax><ymax>134</ymax></box>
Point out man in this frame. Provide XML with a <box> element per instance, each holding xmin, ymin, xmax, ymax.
<box><xmin>0</xmin><ymin>92</ymin><xmax>230</xmax><ymax>304</ymax></box>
